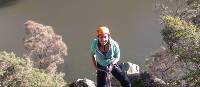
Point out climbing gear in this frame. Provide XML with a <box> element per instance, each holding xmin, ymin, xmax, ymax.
<box><xmin>96</xmin><ymin>26</ymin><xmax>110</xmax><ymax>37</ymax></box>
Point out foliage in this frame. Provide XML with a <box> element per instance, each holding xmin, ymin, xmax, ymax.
<box><xmin>150</xmin><ymin>0</ymin><xmax>200</xmax><ymax>84</ymax></box>
<box><xmin>182</xmin><ymin>68</ymin><xmax>200</xmax><ymax>86</ymax></box>
<box><xmin>155</xmin><ymin>0</ymin><xmax>200</xmax><ymax>26</ymax></box>
<box><xmin>159</xmin><ymin>15</ymin><xmax>200</xmax><ymax>86</ymax></box>
<box><xmin>148</xmin><ymin>0</ymin><xmax>200</xmax><ymax>86</ymax></box>
<box><xmin>161</xmin><ymin>16</ymin><xmax>200</xmax><ymax>63</ymax></box>
<box><xmin>0</xmin><ymin>51</ymin><xmax>66</xmax><ymax>87</ymax></box>
<box><xmin>24</xmin><ymin>20</ymin><xmax>68</xmax><ymax>73</ymax></box>
<box><xmin>146</xmin><ymin>47</ymin><xmax>195</xmax><ymax>86</ymax></box>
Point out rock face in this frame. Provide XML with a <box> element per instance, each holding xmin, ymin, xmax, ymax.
<box><xmin>112</xmin><ymin>62</ymin><xmax>170</xmax><ymax>87</ymax></box>
<box><xmin>128</xmin><ymin>72</ymin><xmax>169</xmax><ymax>87</ymax></box>
<box><xmin>119</xmin><ymin>62</ymin><xmax>140</xmax><ymax>75</ymax></box>
<box><xmin>69</xmin><ymin>78</ymin><xmax>96</xmax><ymax>87</ymax></box>
<box><xmin>70</xmin><ymin>62</ymin><xmax>170</xmax><ymax>87</ymax></box>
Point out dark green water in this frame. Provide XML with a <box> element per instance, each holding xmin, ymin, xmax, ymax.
<box><xmin>0</xmin><ymin>0</ymin><xmax>162</xmax><ymax>81</ymax></box>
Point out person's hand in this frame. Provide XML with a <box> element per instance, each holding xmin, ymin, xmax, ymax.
<box><xmin>108</xmin><ymin>64</ymin><xmax>114</xmax><ymax>73</ymax></box>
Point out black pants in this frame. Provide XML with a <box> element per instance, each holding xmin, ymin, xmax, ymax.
<box><xmin>97</xmin><ymin>63</ymin><xmax>131</xmax><ymax>87</ymax></box>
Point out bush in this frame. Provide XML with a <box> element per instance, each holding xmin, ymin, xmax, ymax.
<box><xmin>24</xmin><ymin>20</ymin><xmax>68</xmax><ymax>73</ymax></box>
<box><xmin>0</xmin><ymin>51</ymin><xmax>66</xmax><ymax>87</ymax></box>
<box><xmin>161</xmin><ymin>16</ymin><xmax>200</xmax><ymax>63</ymax></box>
<box><xmin>161</xmin><ymin>15</ymin><xmax>200</xmax><ymax>86</ymax></box>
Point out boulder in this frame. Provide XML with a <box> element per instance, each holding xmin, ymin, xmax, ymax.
<box><xmin>70</xmin><ymin>62</ymin><xmax>171</xmax><ymax>87</ymax></box>
<box><xmin>129</xmin><ymin>71</ymin><xmax>170</xmax><ymax>87</ymax></box>
<box><xmin>119</xmin><ymin>61</ymin><xmax>140</xmax><ymax>74</ymax></box>
<box><xmin>70</xmin><ymin>78</ymin><xmax>95</xmax><ymax>87</ymax></box>
<box><xmin>112</xmin><ymin>62</ymin><xmax>170</xmax><ymax>87</ymax></box>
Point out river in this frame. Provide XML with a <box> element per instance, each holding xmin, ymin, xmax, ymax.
<box><xmin>0</xmin><ymin>0</ymin><xmax>162</xmax><ymax>82</ymax></box>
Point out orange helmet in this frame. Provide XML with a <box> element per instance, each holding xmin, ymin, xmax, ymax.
<box><xmin>96</xmin><ymin>26</ymin><xmax>110</xmax><ymax>37</ymax></box>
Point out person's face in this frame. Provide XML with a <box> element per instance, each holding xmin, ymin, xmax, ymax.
<box><xmin>98</xmin><ymin>34</ymin><xmax>109</xmax><ymax>46</ymax></box>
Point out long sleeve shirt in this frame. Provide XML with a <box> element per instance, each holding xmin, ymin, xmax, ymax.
<box><xmin>90</xmin><ymin>38</ymin><xmax>120</xmax><ymax>67</ymax></box>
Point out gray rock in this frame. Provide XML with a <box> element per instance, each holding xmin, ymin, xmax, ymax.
<box><xmin>119</xmin><ymin>62</ymin><xmax>140</xmax><ymax>75</ymax></box>
<box><xmin>70</xmin><ymin>78</ymin><xmax>96</xmax><ymax>87</ymax></box>
<box><xmin>70</xmin><ymin>62</ymin><xmax>172</xmax><ymax>87</ymax></box>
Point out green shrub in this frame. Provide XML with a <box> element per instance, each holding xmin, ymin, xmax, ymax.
<box><xmin>161</xmin><ymin>16</ymin><xmax>200</xmax><ymax>63</ymax></box>
<box><xmin>0</xmin><ymin>51</ymin><xmax>66</xmax><ymax>87</ymax></box>
<box><xmin>161</xmin><ymin>15</ymin><xmax>200</xmax><ymax>86</ymax></box>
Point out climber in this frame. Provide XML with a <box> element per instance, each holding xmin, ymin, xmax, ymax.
<box><xmin>90</xmin><ymin>26</ymin><xmax>131</xmax><ymax>87</ymax></box>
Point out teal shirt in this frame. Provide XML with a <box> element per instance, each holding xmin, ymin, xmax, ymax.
<box><xmin>90</xmin><ymin>38</ymin><xmax>120</xmax><ymax>67</ymax></box>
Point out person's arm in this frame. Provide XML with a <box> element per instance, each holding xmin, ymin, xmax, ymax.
<box><xmin>90</xmin><ymin>39</ymin><xmax>97</xmax><ymax>70</ymax></box>
<box><xmin>112</xmin><ymin>42</ymin><xmax>120</xmax><ymax>65</ymax></box>
<box><xmin>108</xmin><ymin>58</ymin><xmax>119</xmax><ymax>73</ymax></box>
<box><xmin>108</xmin><ymin>42</ymin><xmax>120</xmax><ymax>72</ymax></box>
<box><xmin>91</xmin><ymin>55</ymin><xmax>97</xmax><ymax>70</ymax></box>
<box><xmin>111</xmin><ymin>57</ymin><xmax>120</xmax><ymax>65</ymax></box>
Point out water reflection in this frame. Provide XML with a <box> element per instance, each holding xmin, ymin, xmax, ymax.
<box><xmin>0</xmin><ymin>0</ymin><xmax>20</xmax><ymax>8</ymax></box>
<box><xmin>0</xmin><ymin>0</ymin><xmax>162</xmax><ymax>82</ymax></box>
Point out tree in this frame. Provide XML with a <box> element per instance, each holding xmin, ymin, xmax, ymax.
<box><xmin>147</xmin><ymin>15</ymin><xmax>200</xmax><ymax>86</ymax></box>
<box><xmin>0</xmin><ymin>51</ymin><xmax>66</xmax><ymax>87</ymax></box>
<box><xmin>147</xmin><ymin>0</ymin><xmax>200</xmax><ymax>86</ymax></box>
<box><xmin>161</xmin><ymin>16</ymin><xmax>200</xmax><ymax>86</ymax></box>
<box><xmin>155</xmin><ymin>0</ymin><xmax>200</xmax><ymax>26</ymax></box>
<box><xmin>146</xmin><ymin>46</ymin><xmax>196</xmax><ymax>86</ymax></box>
<box><xmin>23</xmin><ymin>21</ymin><xmax>68</xmax><ymax>73</ymax></box>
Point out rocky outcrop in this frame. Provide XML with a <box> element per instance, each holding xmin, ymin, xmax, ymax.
<box><xmin>112</xmin><ymin>62</ymin><xmax>170</xmax><ymax>87</ymax></box>
<box><xmin>70</xmin><ymin>62</ymin><xmax>170</xmax><ymax>87</ymax></box>
<box><xmin>119</xmin><ymin>62</ymin><xmax>140</xmax><ymax>75</ymax></box>
<box><xmin>127</xmin><ymin>71</ymin><xmax>169</xmax><ymax>87</ymax></box>
<box><xmin>69</xmin><ymin>78</ymin><xmax>95</xmax><ymax>87</ymax></box>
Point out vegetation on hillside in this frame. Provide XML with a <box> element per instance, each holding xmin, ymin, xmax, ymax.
<box><xmin>147</xmin><ymin>0</ymin><xmax>200</xmax><ymax>86</ymax></box>
<box><xmin>0</xmin><ymin>51</ymin><xmax>66</xmax><ymax>87</ymax></box>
